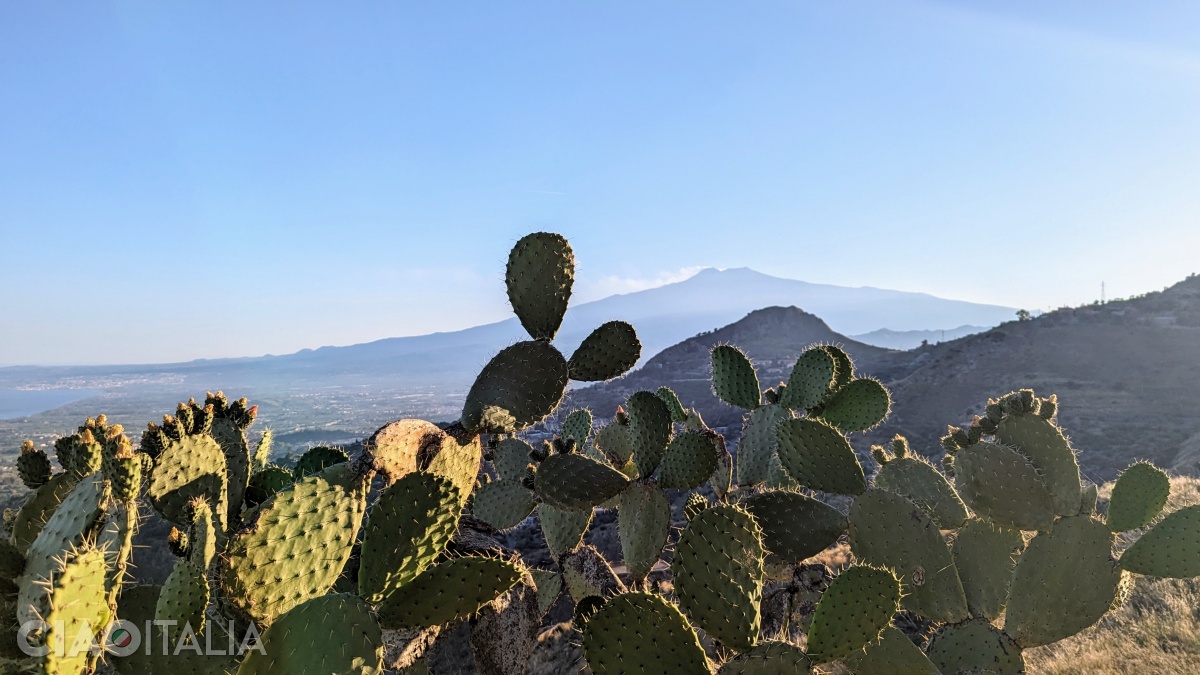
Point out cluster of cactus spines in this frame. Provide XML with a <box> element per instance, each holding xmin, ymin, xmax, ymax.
<box><xmin>5</xmin><ymin>232</ymin><xmax>1200</xmax><ymax>674</ymax></box>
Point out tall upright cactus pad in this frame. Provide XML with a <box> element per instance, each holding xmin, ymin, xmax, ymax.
<box><xmin>740</xmin><ymin>490</ymin><xmax>846</xmax><ymax>563</ymax></box>
<box><xmin>41</xmin><ymin>548</ymin><xmax>111</xmax><ymax>675</ymax></box>
<box><xmin>535</xmin><ymin>453</ymin><xmax>629</xmax><ymax>511</ymax></box>
<box><xmin>874</xmin><ymin>454</ymin><xmax>968</xmax><ymax>529</ymax></box>
<box><xmin>952</xmin><ymin>441</ymin><xmax>1055</xmax><ymax>531</ymax></box>
<box><xmin>462</xmin><ymin>341</ymin><xmax>570</xmax><ymax>434</ymax></box>
<box><xmin>506</xmin><ymin>232</ymin><xmax>574</xmax><ymax>341</ymax></box>
<box><xmin>568</xmin><ymin>321</ymin><xmax>641</xmax><ymax>381</ymax></box>
<box><xmin>842</xmin><ymin>626</ymin><xmax>940</xmax><ymax>675</ymax></box>
<box><xmin>672</xmin><ymin>504</ymin><xmax>765</xmax><ymax>651</ymax></box>
<box><xmin>539</xmin><ymin>504</ymin><xmax>593</xmax><ymax>559</ymax></box>
<box><xmin>1005</xmin><ymin>515</ymin><xmax>1123</xmax><ymax>647</ymax></box>
<box><xmin>17</xmin><ymin>442</ymin><xmax>51</xmax><ymax>490</ymax></box>
<box><xmin>616</xmin><ymin>483</ymin><xmax>671</xmax><ymax>582</ymax></box>
<box><xmin>625</xmin><ymin>391</ymin><xmax>673</xmax><ymax>476</ymax></box>
<box><xmin>779</xmin><ymin>348</ymin><xmax>836</xmax><ymax>412</ymax></box>
<box><xmin>815</xmin><ymin>378</ymin><xmax>891</xmax><ymax>433</ymax></box>
<box><xmin>805</xmin><ymin>565</ymin><xmax>901</xmax><ymax>663</ymax></box>
<box><xmin>9</xmin><ymin>472</ymin><xmax>80</xmax><ymax>553</ymax></box>
<box><xmin>360</xmin><ymin>472</ymin><xmax>462</xmax><ymax>604</ymax></box>
<box><xmin>776</xmin><ymin>418</ymin><xmax>866</xmax><ymax>495</ymax></box>
<box><xmin>848</xmin><ymin>489</ymin><xmax>969</xmax><ymax>622</ymax></box>
<box><xmin>711</xmin><ymin>345</ymin><xmax>761</xmax><ymax>410</ymax></box>
<box><xmin>582</xmin><ymin>593</ymin><xmax>709</xmax><ymax>675</ymax></box>
<box><xmin>237</xmin><ymin>593</ymin><xmax>384</xmax><ymax>675</ymax></box>
<box><xmin>658</xmin><ymin>431</ymin><xmax>719</xmax><ymax>489</ymax></box>
<box><xmin>1119</xmin><ymin>504</ymin><xmax>1200</xmax><ymax>578</ymax></box>
<box><xmin>221</xmin><ymin>464</ymin><xmax>367</xmax><ymax>625</ymax></box>
<box><xmin>719</xmin><ymin>641</ymin><xmax>812</xmax><ymax>675</ymax></box>
<box><xmin>1106</xmin><ymin>461</ymin><xmax>1171</xmax><ymax>532</ymax></box>
<box><xmin>148</xmin><ymin>434</ymin><xmax>229</xmax><ymax>532</ymax></box>
<box><xmin>376</xmin><ymin>556</ymin><xmax>523</xmax><ymax>629</ymax></box>
<box><xmin>736</xmin><ymin>404</ymin><xmax>793</xmax><ymax>487</ymax></box>
<box><xmin>561</xmin><ymin>409</ymin><xmax>594</xmax><ymax>448</ymax></box>
<box><xmin>822</xmin><ymin>345</ymin><xmax>855</xmax><ymax>392</ymax></box>
<box><xmin>156</xmin><ymin>559</ymin><xmax>210</xmax><ymax>642</ymax></box>
<box><xmin>655</xmin><ymin>387</ymin><xmax>688</xmax><ymax>423</ymax></box>
<box><xmin>365</xmin><ymin>419</ymin><xmax>444</xmax><ymax>485</ymax></box>
<box><xmin>995</xmin><ymin>406</ymin><xmax>1082</xmax><ymax>516</ymax></box>
<box><xmin>951</xmin><ymin>518</ymin><xmax>1024</xmax><ymax>620</ymax></box>
<box><xmin>926</xmin><ymin>618</ymin><xmax>1025</xmax><ymax>675</ymax></box>
<box><xmin>210</xmin><ymin>416</ymin><xmax>252</xmax><ymax>526</ymax></box>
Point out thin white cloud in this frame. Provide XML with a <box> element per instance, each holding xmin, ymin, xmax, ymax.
<box><xmin>575</xmin><ymin>266</ymin><xmax>706</xmax><ymax>302</ymax></box>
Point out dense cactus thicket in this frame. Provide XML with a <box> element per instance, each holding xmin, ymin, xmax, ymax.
<box><xmin>2</xmin><ymin>232</ymin><xmax>1198</xmax><ymax>674</ymax></box>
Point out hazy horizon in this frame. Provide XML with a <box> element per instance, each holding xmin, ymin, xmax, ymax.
<box><xmin>5</xmin><ymin>2</ymin><xmax>1199</xmax><ymax>364</ymax></box>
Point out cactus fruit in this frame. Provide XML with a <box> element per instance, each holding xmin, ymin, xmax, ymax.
<box><xmin>359</xmin><ymin>472</ymin><xmax>462</xmax><ymax>603</ymax></box>
<box><xmin>873</xmin><ymin>447</ymin><xmax>968</xmax><ymax>529</ymax></box>
<box><xmin>805</xmin><ymin>565</ymin><xmax>901</xmax><ymax>663</ymax></box>
<box><xmin>849</xmin><ymin>488</ymin><xmax>969</xmax><ymax>623</ymax></box>
<box><xmin>719</xmin><ymin>641</ymin><xmax>812</xmax><ymax>674</ymax></box>
<box><xmin>843</xmin><ymin>626</ymin><xmax>940</xmax><ymax>675</ymax></box>
<box><xmin>1119</xmin><ymin>504</ymin><xmax>1200</xmax><ymax>578</ymax></box>
<box><xmin>506</xmin><ymin>231</ymin><xmax>573</xmax><ymax>341</ymax></box>
<box><xmin>951</xmin><ymin>518</ymin><xmax>1024</xmax><ymax>620</ymax></box>
<box><xmin>582</xmin><ymin>592</ymin><xmax>709</xmax><ymax>675</ymax></box>
<box><xmin>658</xmin><ymin>430</ymin><xmax>719</xmax><ymax>489</ymax></box>
<box><xmin>1106</xmin><ymin>461</ymin><xmax>1171</xmax><ymax>532</ymax></box>
<box><xmin>616</xmin><ymin>483</ymin><xmax>671</xmax><ymax>582</ymax></box>
<box><xmin>672</xmin><ymin>504</ymin><xmax>765</xmax><ymax>651</ymax></box>
<box><xmin>568</xmin><ymin>320</ymin><xmax>641</xmax><ymax>381</ymax></box>
<box><xmin>815</xmin><ymin>377</ymin><xmax>891</xmax><ymax>433</ymax></box>
<box><xmin>1005</xmin><ymin>515</ymin><xmax>1123</xmax><ymax>647</ymax></box>
<box><xmin>17</xmin><ymin>441</ymin><xmax>51</xmax><ymax>490</ymax></box>
<box><xmin>739</xmin><ymin>490</ymin><xmax>846</xmax><ymax>563</ymax></box>
<box><xmin>711</xmin><ymin>344</ymin><xmax>762</xmax><ymax>410</ymax></box>
<box><xmin>237</xmin><ymin>593</ymin><xmax>384</xmax><ymax>675</ymax></box>
<box><xmin>534</xmin><ymin>453</ymin><xmax>629</xmax><ymax>511</ymax></box>
<box><xmin>926</xmin><ymin>618</ymin><xmax>1025</xmax><ymax>675</ymax></box>
<box><xmin>292</xmin><ymin>445</ymin><xmax>349</xmax><ymax>479</ymax></box>
<box><xmin>951</xmin><ymin>441</ymin><xmax>1055</xmax><ymax>531</ymax></box>
<box><xmin>775</xmin><ymin>418</ymin><xmax>866</xmax><ymax>495</ymax></box>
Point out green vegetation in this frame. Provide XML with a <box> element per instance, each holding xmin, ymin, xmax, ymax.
<box><xmin>1</xmin><ymin>232</ymin><xmax>1197</xmax><ymax>674</ymax></box>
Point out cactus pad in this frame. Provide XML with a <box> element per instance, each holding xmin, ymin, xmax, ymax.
<box><xmin>952</xmin><ymin>441</ymin><xmax>1055</xmax><ymax>531</ymax></box>
<box><xmin>672</xmin><ymin>504</ymin><xmax>764</xmax><ymax>651</ymax></box>
<box><xmin>582</xmin><ymin>592</ymin><xmax>709</xmax><ymax>675</ymax></box>
<box><xmin>740</xmin><ymin>490</ymin><xmax>847</xmax><ymax>563</ymax></box>
<box><xmin>806</xmin><ymin>565</ymin><xmax>900</xmax><ymax>663</ymax></box>
<box><xmin>658</xmin><ymin>431</ymin><xmax>719</xmax><ymax>489</ymax></box>
<box><xmin>561</xmin><ymin>409</ymin><xmax>594</xmax><ymax>448</ymax></box>
<box><xmin>237</xmin><ymin>593</ymin><xmax>383</xmax><ymax>675</ymax></box>
<box><xmin>616</xmin><ymin>483</ymin><xmax>670</xmax><ymax>582</ymax></box>
<box><xmin>1005</xmin><ymin>515</ymin><xmax>1122</xmax><ymax>647</ymax></box>
<box><xmin>626</xmin><ymin>391</ymin><xmax>673</xmax><ymax>476</ymax></box>
<box><xmin>816</xmin><ymin>378</ymin><xmax>891</xmax><ymax>432</ymax></box>
<box><xmin>736</xmin><ymin>404</ymin><xmax>792</xmax><ymax>487</ymax></box>
<box><xmin>848</xmin><ymin>488</ymin><xmax>969</xmax><ymax>622</ymax></box>
<box><xmin>425</xmin><ymin>431</ymin><xmax>482</xmax><ymax>507</ymax></box>
<box><xmin>568</xmin><ymin>321</ymin><xmax>641</xmax><ymax>381</ymax></box>
<box><xmin>491</xmin><ymin>438</ymin><xmax>535</xmax><ymax>481</ymax></box>
<box><xmin>148</xmin><ymin>434</ymin><xmax>229</xmax><ymax>532</ymax></box>
<box><xmin>535</xmin><ymin>453</ymin><xmax>629</xmax><ymax>511</ymax></box>
<box><xmin>874</xmin><ymin>455</ymin><xmax>968</xmax><ymax>529</ymax></box>
<box><xmin>365</xmin><ymin>419</ymin><xmax>444</xmax><ymax>484</ymax></box>
<box><xmin>42</xmin><ymin>547</ymin><xmax>111</xmax><ymax>675</ymax></box>
<box><xmin>995</xmin><ymin>410</ymin><xmax>1082</xmax><ymax>516</ymax></box>
<box><xmin>530</xmin><ymin>568</ymin><xmax>563</xmax><ymax>615</ymax></box>
<box><xmin>1106</xmin><ymin>461</ymin><xmax>1171</xmax><ymax>532</ymax></box>
<box><xmin>221</xmin><ymin>464</ymin><xmax>366</xmax><ymax>624</ymax></box>
<box><xmin>719</xmin><ymin>641</ymin><xmax>812</xmax><ymax>674</ymax></box>
<box><xmin>711</xmin><ymin>345</ymin><xmax>761</xmax><ymax>410</ymax></box>
<box><xmin>594</xmin><ymin>421</ymin><xmax>634</xmax><ymax>467</ymax></box>
<box><xmin>210</xmin><ymin>416</ymin><xmax>251</xmax><ymax>525</ymax></box>
<box><xmin>292</xmin><ymin>445</ymin><xmax>349</xmax><ymax>479</ymax></box>
<box><xmin>842</xmin><ymin>626</ymin><xmax>940</xmax><ymax>675</ymax></box>
<box><xmin>1120</xmin><ymin>504</ymin><xmax>1200</xmax><ymax>578</ymax></box>
<box><xmin>952</xmin><ymin>518</ymin><xmax>1023</xmax><ymax>620</ymax></box>
<box><xmin>539</xmin><ymin>504</ymin><xmax>593</xmax><ymax>558</ymax></box>
<box><xmin>244</xmin><ymin>466</ymin><xmax>294</xmax><ymax>509</ymax></box>
<box><xmin>360</xmin><ymin>471</ymin><xmax>462</xmax><ymax>604</ymax></box>
<box><xmin>9</xmin><ymin>472</ymin><xmax>79</xmax><ymax>553</ymax></box>
<box><xmin>776</xmin><ymin>418</ymin><xmax>866</xmax><ymax>495</ymax></box>
<box><xmin>156</xmin><ymin>559</ymin><xmax>210</xmax><ymax>641</ymax></box>
<box><xmin>506</xmin><ymin>231</ymin><xmax>574</xmax><ymax>341</ymax></box>
<box><xmin>462</xmin><ymin>341</ymin><xmax>570</xmax><ymax>433</ymax></box>
<box><xmin>927</xmin><ymin>618</ymin><xmax>1024</xmax><ymax>675</ymax></box>
<box><xmin>376</xmin><ymin>556</ymin><xmax>523</xmax><ymax>628</ymax></box>
<box><xmin>655</xmin><ymin>386</ymin><xmax>688</xmax><ymax>423</ymax></box>
<box><xmin>472</xmin><ymin>479</ymin><xmax>537</xmax><ymax>530</ymax></box>
<box><xmin>779</xmin><ymin>348</ymin><xmax>836</xmax><ymax>412</ymax></box>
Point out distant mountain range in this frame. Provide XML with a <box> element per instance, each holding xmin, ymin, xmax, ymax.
<box><xmin>848</xmin><ymin>325</ymin><xmax>989</xmax><ymax>350</ymax></box>
<box><xmin>0</xmin><ymin>268</ymin><xmax>1015</xmax><ymax>396</ymax></box>
<box><xmin>570</xmin><ymin>274</ymin><xmax>1200</xmax><ymax>481</ymax></box>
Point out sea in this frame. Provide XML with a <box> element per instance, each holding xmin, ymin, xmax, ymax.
<box><xmin>0</xmin><ymin>389</ymin><xmax>105</xmax><ymax>420</ymax></box>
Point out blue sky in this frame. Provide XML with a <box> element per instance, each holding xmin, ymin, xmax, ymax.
<box><xmin>3</xmin><ymin>1</ymin><xmax>1199</xmax><ymax>365</ymax></box>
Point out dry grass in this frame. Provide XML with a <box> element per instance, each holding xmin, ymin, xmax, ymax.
<box><xmin>1025</xmin><ymin>477</ymin><xmax>1200</xmax><ymax>674</ymax></box>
